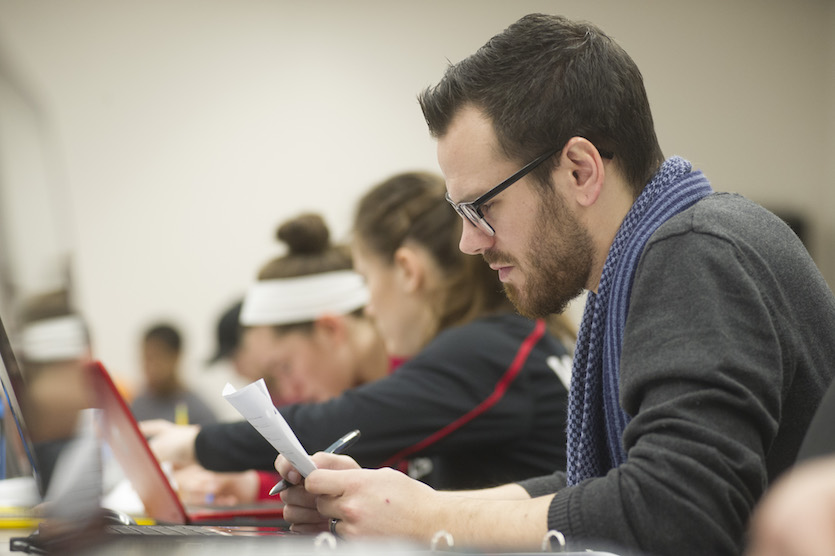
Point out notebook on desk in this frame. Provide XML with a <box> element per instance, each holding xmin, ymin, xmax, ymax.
<box><xmin>88</xmin><ymin>360</ymin><xmax>286</xmax><ymax>526</ymax></box>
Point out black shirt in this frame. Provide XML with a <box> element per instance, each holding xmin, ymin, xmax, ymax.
<box><xmin>196</xmin><ymin>313</ymin><xmax>570</xmax><ymax>490</ymax></box>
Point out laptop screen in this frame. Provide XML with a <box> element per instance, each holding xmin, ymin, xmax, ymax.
<box><xmin>90</xmin><ymin>359</ymin><xmax>190</xmax><ymax>525</ymax></box>
<box><xmin>0</xmin><ymin>313</ymin><xmax>40</xmax><ymax>490</ymax></box>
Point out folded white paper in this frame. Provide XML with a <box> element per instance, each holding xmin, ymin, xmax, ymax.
<box><xmin>222</xmin><ymin>379</ymin><xmax>317</xmax><ymax>477</ymax></box>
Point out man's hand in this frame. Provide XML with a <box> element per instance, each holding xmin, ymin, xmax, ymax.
<box><xmin>275</xmin><ymin>452</ymin><xmax>360</xmax><ymax>533</ymax></box>
<box><xmin>277</xmin><ymin>451</ymin><xmax>441</xmax><ymax>540</ymax></box>
<box><xmin>139</xmin><ymin>419</ymin><xmax>200</xmax><ymax>469</ymax></box>
<box><xmin>276</xmin><ymin>451</ymin><xmax>550</xmax><ymax>549</ymax></box>
<box><xmin>304</xmin><ymin>465</ymin><xmax>440</xmax><ymax>541</ymax></box>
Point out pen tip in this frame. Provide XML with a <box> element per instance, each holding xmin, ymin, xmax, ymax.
<box><xmin>269</xmin><ymin>480</ymin><xmax>287</xmax><ymax>496</ymax></box>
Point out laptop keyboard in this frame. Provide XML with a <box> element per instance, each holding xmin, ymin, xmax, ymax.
<box><xmin>106</xmin><ymin>524</ymin><xmax>225</xmax><ymax>536</ymax></box>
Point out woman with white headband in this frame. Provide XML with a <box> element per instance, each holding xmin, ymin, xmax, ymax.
<box><xmin>162</xmin><ymin>213</ymin><xmax>391</xmax><ymax>505</ymax></box>
<box><xmin>17</xmin><ymin>289</ymin><xmax>94</xmax><ymax>494</ymax></box>
<box><xmin>233</xmin><ymin>213</ymin><xmax>390</xmax><ymax>405</ymax></box>
<box><xmin>146</xmin><ymin>171</ymin><xmax>573</xmax><ymax>495</ymax></box>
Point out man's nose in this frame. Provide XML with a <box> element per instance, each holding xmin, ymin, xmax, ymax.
<box><xmin>458</xmin><ymin>221</ymin><xmax>493</xmax><ymax>255</ymax></box>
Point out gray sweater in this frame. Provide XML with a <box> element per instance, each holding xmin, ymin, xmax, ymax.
<box><xmin>520</xmin><ymin>193</ymin><xmax>835</xmax><ymax>556</ymax></box>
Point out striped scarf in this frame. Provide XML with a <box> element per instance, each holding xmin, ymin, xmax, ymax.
<box><xmin>566</xmin><ymin>156</ymin><xmax>714</xmax><ymax>485</ymax></box>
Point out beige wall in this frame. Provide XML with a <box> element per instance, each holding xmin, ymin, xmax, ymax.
<box><xmin>0</xmin><ymin>1</ymin><xmax>832</xmax><ymax>406</ymax></box>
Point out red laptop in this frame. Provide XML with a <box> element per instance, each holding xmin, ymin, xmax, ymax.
<box><xmin>89</xmin><ymin>360</ymin><xmax>285</xmax><ymax>525</ymax></box>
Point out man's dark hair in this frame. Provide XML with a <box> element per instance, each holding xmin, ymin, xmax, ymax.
<box><xmin>418</xmin><ymin>13</ymin><xmax>665</xmax><ymax>196</ymax></box>
<box><xmin>144</xmin><ymin>323</ymin><xmax>182</xmax><ymax>353</ymax></box>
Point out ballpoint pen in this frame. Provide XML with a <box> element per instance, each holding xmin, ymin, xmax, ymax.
<box><xmin>269</xmin><ymin>429</ymin><xmax>361</xmax><ymax>496</ymax></box>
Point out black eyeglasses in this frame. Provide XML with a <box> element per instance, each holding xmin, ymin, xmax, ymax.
<box><xmin>445</xmin><ymin>145</ymin><xmax>613</xmax><ymax>236</ymax></box>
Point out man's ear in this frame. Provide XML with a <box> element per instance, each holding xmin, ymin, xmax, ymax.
<box><xmin>562</xmin><ymin>137</ymin><xmax>606</xmax><ymax>207</ymax></box>
<box><xmin>393</xmin><ymin>245</ymin><xmax>425</xmax><ymax>294</ymax></box>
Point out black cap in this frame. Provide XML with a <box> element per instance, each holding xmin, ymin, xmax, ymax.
<box><xmin>207</xmin><ymin>300</ymin><xmax>243</xmax><ymax>365</ymax></box>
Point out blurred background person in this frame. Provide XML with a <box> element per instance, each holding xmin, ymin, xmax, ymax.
<box><xmin>234</xmin><ymin>213</ymin><xmax>391</xmax><ymax>407</ymax></box>
<box><xmin>159</xmin><ymin>213</ymin><xmax>391</xmax><ymax>505</ymax></box>
<box><xmin>745</xmin><ymin>377</ymin><xmax>835</xmax><ymax>556</ymax></box>
<box><xmin>130</xmin><ymin>323</ymin><xmax>217</xmax><ymax>426</ymax></box>
<box><xmin>745</xmin><ymin>455</ymin><xmax>835</xmax><ymax>556</ymax></box>
<box><xmin>199</xmin><ymin>299</ymin><xmax>252</xmax><ymax>422</ymax></box>
<box><xmin>145</xmin><ymin>171</ymin><xmax>574</xmax><ymax>494</ymax></box>
<box><xmin>206</xmin><ymin>300</ymin><xmax>243</xmax><ymax>371</ymax></box>
<box><xmin>17</xmin><ymin>289</ymin><xmax>93</xmax><ymax>494</ymax></box>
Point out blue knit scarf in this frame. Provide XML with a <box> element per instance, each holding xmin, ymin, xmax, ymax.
<box><xmin>566</xmin><ymin>156</ymin><xmax>714</xmax><ymax>486</ymax></box>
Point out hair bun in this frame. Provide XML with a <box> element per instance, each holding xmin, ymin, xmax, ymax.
<box><xmin>276</xmin><ymin>213</ymin><xmax>331</xmax><ymax>255</ymax></box>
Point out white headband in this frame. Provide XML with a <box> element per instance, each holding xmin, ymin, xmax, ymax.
<box><xmin>240</xmin><ymin>270</ymin><xmax>370</xmax><ymax>326</ymax></box>
<box><xmin>20</xmin><ymin>315</ymin><xmax>89</xmax><ymax>363</ymax></box>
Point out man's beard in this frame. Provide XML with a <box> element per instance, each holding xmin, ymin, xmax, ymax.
<box><xmin>485</xmin><ymin>191</ymin><xmax>594</xmax><ymax>319</ymax></box>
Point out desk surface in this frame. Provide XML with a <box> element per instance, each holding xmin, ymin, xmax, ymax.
<box><xmin>0</xmin><ymin>527</ymin><xmax>625</xmax><ymax>556</ymax></box>
<box><xmin>0</xmin><ymin>527</ymin><xmax>36</xmax><ymax>555</ymax></box>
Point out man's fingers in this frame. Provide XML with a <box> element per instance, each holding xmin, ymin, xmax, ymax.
<box><xmin>280</xmin><ymin>484</ymin><xmax>317</xmax><ymax>508</ymax></box>
<box><xmin>276</xmin><ymin>453</ymin><xmax>359</xmax><ymax>491</ymax></box>
<box><xmin>303</xmin><ymin>468</ymin><xmax>353</xmax><ymax>496</ymax></box>
<box><xmin>310</xmin><ymin>452</ymin><xmax>361</xmax><ymax>470</ymax></box>
<box><xmin>275</xmin><ymin>455</ymin><xmax>301</xmax><ymax>482</ymax></box>
<box><xmin>282</xmin><ymin>504</ymin><xmax>328</xmax><ymax>525</ymax></box>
